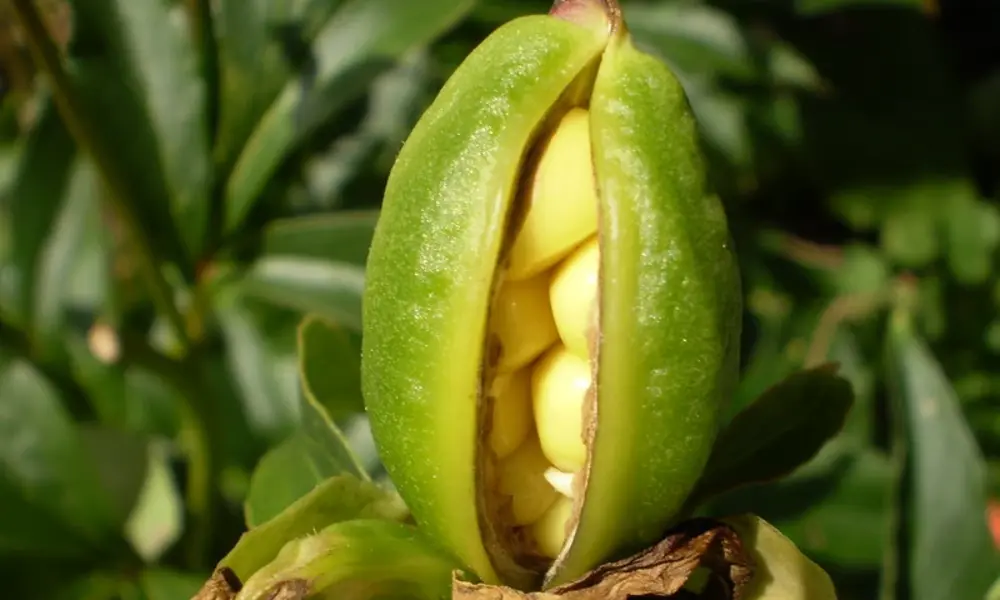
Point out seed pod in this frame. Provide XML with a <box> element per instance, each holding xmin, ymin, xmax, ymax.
<box><xmin>361</xmin><ymin>0</ymin><xmax>742</xmax><ymax>591</ymax></box>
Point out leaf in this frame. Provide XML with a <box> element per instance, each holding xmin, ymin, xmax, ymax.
<box><xmin>262</xmin><ymin>210</ymin><xmax>380</xmax><ymax>268</ymax></box>
<box><xmin>245</xmin><ymin>434</ymin><xmax>324</xmax><ymax>528</ymax></box>
<box><xmin>216</xmin><ymin>294</ymin><xmax>300</xmax><ymax>440</ymax></box>
<box><xmin>299</xmin><ymin>50</ymin><xmax>432</xmax><ymax>209</ymax></box>
<box><xmin>106</xmin><ymin>0</ymin><xmax>211</xmax><ymax>255</ymax></box>
<box><xmin>211</xmin><ymin>0</ymin><xmax>347</xmax><ymax>172</ymax></box>
<box><xmin>795</xmin><ymin>0</ymin><xmax>924</xmax><ymax>15</ymax></box>
<box><xmin>235</xmin><ymin>520</ymin><xmax>457</xmax><ymax>600</ymax></box>
<box><xmin>221</xmin><ymin>475</ymin><xmax>408</xmax><ymax>582</ymax></box>
<box><xmin>139</xmin><ymin>569</ymin><xmax>205</xmax><ymax>600</ymax></box>
<box><xmin>240</xmin><ymin>257</ymin><xmax>365</xmax><ymax>332</ymax></box>
<box><xmin>883</xmin><ymin>313</ymin><xmax>1000</xmax><ymax>600</ymax></box>
<box><xmin>76</xmin><ymin>425</ymin><xmax>149</xmax><ymax>528</ymax></box>
<box><xmin>4</xmin><ymin>97</ymin><xmax>76</xmax><ymax>329</ymax></box>
<box><xmin>32</xmin><ymin>158</ymin><xmax>100</xmax><ymax>356</ymax></box>
<box><xmin>691</xmin><ymin>365</ymin><xmax>855</xmax><ymax>503</ymax></box>
<box><xmin>297</xmin><ymin>314</ymin><xmax>363</xmax><ymax>420</ymax></box>
<box><xmin>0</xmin><ymin>359</ymin><xmax>119</xmax><ymax>554</ymax></box>
<box><xmin>626</xmin><ymin>3</ymin><xmax>821</xmax><ymax>88</ymax></box>
<box><xmin>299</xmin><ymin>383</ymin><xmax>370</xmax><ymax>484</ymax></box>
<box><xmin>944</xmin><ymin>195</ymin><xmax>1000</xmax><ymax>285</ymax></box>
<box><xmin>224</xmin><ymin>0</ymin><xmax>476</xmax><ymax>232</ymax></box>
<box><xmin>60</xmin><ymin>3</ymin><xmax>191</xmax><ymax>268</ymax></box>
<box><xmin>125</xmin><ymin>442</ymin><xmax>184</xmax><ymax>563</ymax></box>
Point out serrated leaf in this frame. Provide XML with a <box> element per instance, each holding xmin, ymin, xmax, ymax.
<box><xmin>883</xmin><ymin>313</ymin><xmax>1000</xmax><ymax>600</ymax></box>
<box><xmin>262</xmin><ymin>210</ymin><xmax>379</xmax><ymax>268</ymax></box>
<box><xmin>692</xmin><ymin>365</ymin><xmax>855</xmax><ymax>503</ymax></box>
<box><xmin>297</xmin><ymin>314</ymin><xmax>363</xmax><ymax>421</ymax></box>
<box><xmin>240</xmin><ymin>257</ymin><xmax>365</xmax><ymax>332</ymax></box>
<box><xmin>221</xmin><ymin>475</ymin><xmax>408</xmax><ymax>582</ymax></box>
<box><xmin>224</xmin><ymin>0</ymin><xmax>476</xmax><ymax>232</ymax></box>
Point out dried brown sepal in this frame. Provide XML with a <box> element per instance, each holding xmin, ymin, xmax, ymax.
<box><xmin>190</xmin><ymin>567</ymin><xmax>242</xmax><ymax>600</ymax></box>
<box><xmin>258</xmin><ymin>580</ymin><xmax>310</xmax><ymax>600</ymax></box>
<box><xmin>453</xmin><ymin>519</ymin><xmax>754</xmax><ymax>600</ymax></box>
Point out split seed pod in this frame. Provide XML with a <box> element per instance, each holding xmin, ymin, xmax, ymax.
<box><xmin>361</xmin><ymin>0</ymin><xmax>742</xmax><ymax>591</ymax></box>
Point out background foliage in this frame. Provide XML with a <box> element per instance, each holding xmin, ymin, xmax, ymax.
<box><xmin>0</xmin><ymin>0</ymin><xmax>998</xmax><ymax>598</ymax></box>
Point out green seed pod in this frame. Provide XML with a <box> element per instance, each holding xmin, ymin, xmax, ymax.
<box><xmin>361</xmin><ymin>0</ymin><xmax>742</xmax><ymax>591</ymax></box>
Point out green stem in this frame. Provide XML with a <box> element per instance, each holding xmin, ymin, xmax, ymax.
<box><xmin>9</xmin><ymin>0</ymin><xmax>190</xmax><ymax>349</ymax></box>
<box><xmin>120</xmin><ymin>333</ymin><xmax>219</xmax><ymax>568</ymax></box>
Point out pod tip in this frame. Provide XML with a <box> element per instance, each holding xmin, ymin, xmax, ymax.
<box><xmin>550</xmin><ymin>0</ymin><xmax>623</xmax><ymax>34</ymax></box>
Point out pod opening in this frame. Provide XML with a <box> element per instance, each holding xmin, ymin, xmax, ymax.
<box><xmin>475</xmin><ymin>95</ymin><xmax>604</xmax><ymax>588</ymax></box>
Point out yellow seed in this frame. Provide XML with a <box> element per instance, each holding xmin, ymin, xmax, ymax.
<box><xmin>488</xmin><ymin>370</ymin><xmax>532</xmax><ymax>459</ymax></box>
<box><xmin>543</xmin><ymin>467</ymin><xmax>575</xmax><ymax>498</ymax></box>
<box><xmin>531</xmin><ymin>346</ymin><xmax>590</xmax><ymax>473</ymax></box>
<box><xmin>497</xmin><ymin>437</ymin><xmax>559</xmax><ymax>526</ymax></box>
<box><xmin>505</xmin><ymin>108</ymin><xmax>599</xmax><ymax>281</ymax></box>
<box><xmin>530</xmin><ymin>495</ymin><xmax>575</xmax><ymax>559</ymax></box>
<box><xmin>489</xmin><ymin>273</ymin><xmax>559</xmax><ymax>373</ymax></box>
<box><xmin>549</xmin><ymin>236</ymin><xmax>599</xmax><ymax>360</ymax></box>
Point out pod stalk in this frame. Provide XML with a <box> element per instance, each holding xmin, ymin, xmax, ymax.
<box><xmin>550</xmin><ymin>0</ymin><xmax>623</xmax><ymax>35</ymax></box>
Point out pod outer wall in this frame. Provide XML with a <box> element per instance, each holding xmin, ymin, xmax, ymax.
<box><xmin>361</xmin><ymin>15</ymin><xmax>609</xmax><ymax>586</ymax></box>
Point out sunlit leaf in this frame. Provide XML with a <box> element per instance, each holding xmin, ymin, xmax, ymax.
<box><xmin>883</xmin><ymin>312</ymin><xmax>1000</xmax><ymax>600</ymax></box>
<box><xmin>222</xmin><ymin>475</ymin><xmax>408</xmax><ymax>581</ymax></box>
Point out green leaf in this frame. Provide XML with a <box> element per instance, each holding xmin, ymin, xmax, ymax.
<box><xmin>211</xmin><ymin>0</ymin><xmax>347</xmax><ymax>172</ymax></box>
<box><xmin>627</xmin><ymin>3</ymin><xmax>820</xmax><ymax>88</ymax></box>
<box><xmin>125</xmin><ymin>442</ymin><xmax>184</xmax><ymax>563</ymax></box>
<box><xmin>883</xmin><ymin>313</ymin><xmax>1000</xmax><ymax>600</ymax></box>
<box><xmin>692</xmin><ymin>365</ymin><xmax>855</xmax><ymax>503</ymax></box>
<box><xmin>32</xmin><ymin>158</ymin><xmax>100</xmax><ymax>356</ymax></box>
<box><xmin>944</xmin><ymin>195</ymin><xmax>1000</xmax><ymax>285</ymax></box>
<box><xmin>105</xmin><ymin>0</ymin><xmax>211</xmax><ymax>256</ymax></box>
<box><xmin>77</xmin><ymin>426</ymin><xmax>149</xmax><ymax>528</ymax></box>
<box><xmin>139</xmin><ymin>569</ymin><xmax>205</xmax><ymax>600</ymax></box>
<box><xmin>245</xmin><ymin>434</ymin><xmax>324</xmax><ymax>528</ymax></box>
<box><xmin>240</xmin><ymin>257</ymin><xmax>365</xmax><ymax>332</ymax></box>
<box><xmin>262</xmin><ymin>210</ymin><xmax>380</xmax><ymax>268</ymax></box>
<box><xmin>0</xmin><ymin>359</ymin><xmax>119</xmax><ymax>554</ymax></box>
<box><xmin>61</xmin><ymin>4</ymin><xmax>191</xmax><ymax>269</ymax></box>
<box><xmin>217</xmin><ymin>294</ymin><xmax>300</xmax><ymax>440</ymax></box>
<box><xmin>299</xmin><ymin>50</ymin><xmax>432</xmax><ymax>209</ymax></box>
<box><xmin>224</xmin><ymin>0</ymin><xmax>476</xmax><ymax>232</ymax></box>
<box><xmin>299</xmin><ymin>381</ymin><xmax>370</xmax><ymax>483</ymax></box>
<box><xmin>4</xmin><ymin>97</ymin><xmax>76</xmax><ymax>329</ymax></box>
<box><xmin>707</xmin><ymin>446</ymin><xmax>892</xmax><ymax>569</ymax></box>
<box><xmin>236</xmin><ymin>520</ymin><xmax>456</xmax><ymax>600</ymax></box>
<box><xmin>221</xmin><ymin>475</ymin><xmax>408</xmax><ymax>582</ymax></box>
<box><xmin>297</xmin><ymin>314</ymin><xmax>363</xmax><ymax>420</ymax></box>
<box><xmin>796</xmin><ymin>0</ymin><xmax>924</xmax><ymax>15</ymax></box>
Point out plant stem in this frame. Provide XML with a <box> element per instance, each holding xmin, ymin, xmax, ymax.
<box><xmin>9</xmin><ymin>0</ymin><xmax>190</xmax><ymax>348</ymax></box>
<box><xmin>120</xmin><ymin>334</ymin><xmax>220</xmax><ymax>569</ymax></box>
<box><xmin>10</xmin><ymin>0</ymin><xmax>220</xmax><ymax>566</ymax></box>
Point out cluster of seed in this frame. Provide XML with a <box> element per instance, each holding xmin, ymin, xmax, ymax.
<box><xmin>484</xmin><ymin>107</ymin><xmax>600</xmax><ymax>560</ymax></box>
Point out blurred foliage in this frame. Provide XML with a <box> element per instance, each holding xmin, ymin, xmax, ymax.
<box><xmin>0</xmin><ymin>0</ymin><xmax>998</xmax><ymax>598</ymax></box>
